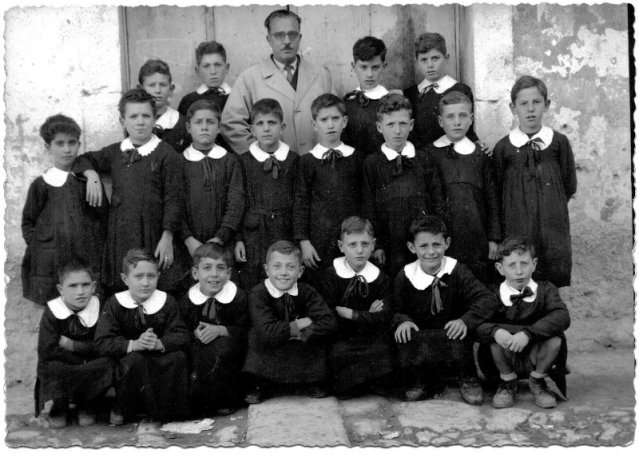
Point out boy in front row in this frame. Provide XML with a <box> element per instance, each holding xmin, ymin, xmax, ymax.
<box><xmin>476</xmin><ymin>237</ymin><xmax>570</xmax><ymax>409</ymax></box>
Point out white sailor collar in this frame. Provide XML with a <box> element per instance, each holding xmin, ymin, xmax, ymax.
<box><xmin>249</xmin><ymin>140</ymin><xmax>289</xmax><ymax>162</ymax></box>
<box><xmin>264</xmin><ymin>278</ymin><xmax>299</xmax><ymax>298</ymax></box>
<box><xmin>333</xmin><ymin>257</ymin><xmax>380</xmax><ymax>282</ymax></box>
<box><xmin>404</xmin><ymin>257</ymin><xmax>458</xmax><ymax>291</ymax></box>
<box><xmin>499</xmin><ymin>279</ymin><xmax>538</xmax><ymax>307</ymax></box>
<box><xmin>183</xmin><ymin>144</ymin><xmax>228</xmax><ymax>161</ymax></box>
<box><xmin>509</xmin><ymin>126</ymin><xmax>553</xmax><ymax>150</ymax></box>
<box><xmin>115</xmin><ymin>290</ymin><xmax>167</xmax><ymax>314</ymax></box>
<box><xmin>308</xmin><ymin>143</ymin><xmax>355</xmax><ymax>160</ymax></box>
<box><xmin>43</xmin><ymin>167</ymin><xmax>71</xmax><ymax>187</ymax></box>
<box><xmin>433</xmin><ymin>136</ymin><xmax>476</xmax><ymax>155</ymax></box>
<box><xmin>188</xmin><ymin>281</ymin><xmax>237</xmax><ymax>305</ymax></box>
<box><xmin>120</xmin><ymin>134</ymin><xmax>161</xmax><ymax>157</ymax></box>
<box><xmin>155</xmin><ymin>107</ymin><xmax>180</xmax><ymax>130</ymax></box>
<box><xmin>355</xmin><ymin>85</ymin><xmax>389</xmax><ymax>100</ymax></box>
<box><xmin>381</xmin><ymin>142</ymin><xmax>416</xmax><ymax>161</ymax></box>
<box><xmin>196</xmin><ymin>82</ymin><xmax>232</xmax><ymax>95</ymax></box>
<box><xmin>47</xmin><ymin>295</ymin><xmax>100</xmax><ymax>327</ymax></box>
<box><xmin>418</xmin><ymin>74</ymin><xmax>457</xmax><ymax>94</ymax></box>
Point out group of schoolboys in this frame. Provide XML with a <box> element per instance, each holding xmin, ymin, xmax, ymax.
<box><xmin>28</xmin><ymin>25</ymin><xmax>572</xmax><ymax>430</ymax></box>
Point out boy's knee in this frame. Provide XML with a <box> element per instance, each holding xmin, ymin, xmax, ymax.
<box><xmin>543</xmin><ymin>336</ymin><xmax>562</xmax><ymax>352</ymax></box>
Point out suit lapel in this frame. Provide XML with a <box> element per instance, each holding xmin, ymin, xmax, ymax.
<box><xmin>261</xmin><ymin>58</ymin><xmax>295</xmax><ymax>101</ymax></box>
<box><xmin>294</xmin><ymin>58</ymin><xmax>318</xmax><ymax>107</ymax></box>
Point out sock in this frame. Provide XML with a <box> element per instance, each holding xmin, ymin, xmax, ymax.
<box><xmin>530</xmin><ymin>371</ymin><xmax>546</xmax><ymax>379</ymax></box>
<box><xmin>500</xmin><ymin>372</ymin><xmax>518</xmax><ymax>381</ymax></box>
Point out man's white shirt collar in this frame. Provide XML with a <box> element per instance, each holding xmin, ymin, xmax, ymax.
<box><xmin>188</xmin><ymin>281</ymin><xmax>237</xmax><ymax>305</ymax></box>
<box><xmin>264</xmin><ymin>279</ymin><xmax>299</xmax><ymax>298</ymax></box>
<box><xmin>333</xmin><ymin>257</ymin><xmax>380</xmax><ymax>282</ymax></box>
<box><xmin>499</xmin><ymin>279</ymin><xmax>538</xmax><ymax>306</ymax></box>
<box><xmin>509</xmin><ymin>126</ymin><xmax>553</xmax><ymax>150</ymax></box>
<box><xmin>47</xmin><ymin>295</ymin><xmax>100</xmax><ymax>327</ymax></box>
<box><xmin>355</xmin><ymin>85</ymin><xmax>389</xmax><ymax>100</ymax></box>
<box><xmin>120</xmin><ymin>134</ymin><xmax>161</xmax><ymax>157</ymax></box>
<box><xmin>418</xmin><ymin>74</ymin><xmax>457</xmax><ymax>94</ymax></box>
<box><xmin>404</xmin><ymin>257</ymin><xmax>458</xmax><ymax>291</ymax></box>
<box><xmin>433</xmin><ymin>136</ymin><xmax>476</xmax><ymax>155</ymax></box>
<box><xmin>183</xmin><ymin>144</ymin><xmax>228</xmax><ymax>161</ymax></box>
<box><xmin>155</xmin><ymin>107</ymin><xmax>180</xmax><ymax>129</ymax></box>
<box><xmin>249</xmin><ymin>141</ymin><xmax>289</xmax><ymax>162</ymax></box>
<box><xmin>272</xmin><ymin>56</ymin><xmax>298</xmax><ymax>74</ymax></box>
<box><xmin>381</xmin><ymin>142</ymin><xmax>416</xmax><ymax>161</ymax></box>
<box><xmin>196</xmin><ymin>82</ymin><xmax>232</xmax><ymax>95</ymax></box>
<box><xmin>42</xmin><ymin>167</ymin><xmax>71</xmax><ymax>187</ymax></box>
<box><xmin>115</xmin><ymin>290</ymin><xmax>167</xmax><ymax>314</ymax></box>
<box><xmin>308</xmin><ymin>143</ymin><xmax>355</xmax><ymax>160</ymax></box>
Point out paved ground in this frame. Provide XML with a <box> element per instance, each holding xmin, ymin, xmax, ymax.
<box><xmin>4</xmin><ymin>348</ymin><xmax>635</xmax><ymax>447</ymax></box>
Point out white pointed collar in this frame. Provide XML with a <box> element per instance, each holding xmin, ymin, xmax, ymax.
<box><xmin>264</xmin><ymin>278</ymin><xmax>299</xmax><ymax>298</ymax></box>
<box><xmin>404</xmin><ymin>257</ymin><xmax>458</xmax><ymax>291</ymax></box>
<box><xmin>433</xmin><ymin>136</ymin><xmax>476</xmax><ymax>155</ymax></box>
<box><xmin>509</xmin><ymin>126</ymin><xmax>553</xmax><ymax>150</ymax></box>
<box><xmin>188</xmin><ymin>281</ymin><xmax>237</xmax><ymax>305</ymax></box>
<box><xmin>196</xmin><ymin>82</ymin><xmax>232</xmax><ymax>95</ymax></box>
<box><xmin>183</xmin><ymin>144</ymin><xmax>228</xmax><ymax>161</ymax></box>
<box><xmin>120</xmin><ymin>134</ymin><xmax>161</xmax><ymax>157</ymax></box>
<box><xmin>42</xmin><ymin>167</ymin><xmax>71</xmax><ymax>187</ymax></box>
<box><xmin>418</xmin><ymin>74</ymin><xmax>457</xmax><ymax>94</ymax></box>
<box><xmin>155</xmin><ymin>107</ymin><xmax>180</xmax><ymax>129</ymax></box>
<box><xmin>308</xmin><ymin>142</ymin><xmax>355</xmax><ymax>160</ymax></box>
<box><xmin>47</xmin><ymin>295</ymin><xmax>100</xmax><ymax>327</ymax></box>
<box><xmin>333</xmin><ymin>257</ymin><xmax>380</xmax><ymax>282</ymax></box>
<box><xmin>115</xmin><ymin>290</ymin><xmax>167</xmax><ymax>315</ymax></box>
<box><xmin>249</xmin><ymin>140</ymin><xmax>289</xmax><ymax>162</ymax></box>
<box><xmin>499</xmin><ymin>279</ymin><xmax>538</xmax><ymax>307</ymax></box>
<box><xmin>355</xmin><ymin>85</ymin><xmax>389</xmax><ymax>100</ymax></box>
<box><xmin>381</xmin><ymin>142</ymin><xmax>416</xmax><ymax>161</ymax></box>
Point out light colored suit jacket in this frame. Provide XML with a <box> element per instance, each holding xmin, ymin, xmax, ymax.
<box><xmin>221</xmin><ymin>56</ymin><xmax>335</xmax><ymax>155</ymax></box>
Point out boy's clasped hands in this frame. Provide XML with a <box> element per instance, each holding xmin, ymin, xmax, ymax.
<box><xmin>494</xmin><ymin>328</ymin><xmax>530</xmax><ymax>352</ymax></box>
<box><xmin>394</xmin><ymin>318</ymin><xmax>467</xmax><ymax>343</ymax></box>
<box><xmin>131</xmin><ymin>327</ymin><xmax>164</xmax><ymax>351</ymax></box>
<box><xmin>195</xmin><ymin>322</ymin><xmax>228</xmax><ymax>344</ymax></box>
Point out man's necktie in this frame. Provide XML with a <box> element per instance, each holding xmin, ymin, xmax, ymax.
<box><xmin>285</xmin><ymin>65</ymin><xmax>294</xmax><ymax>85</ymax></box>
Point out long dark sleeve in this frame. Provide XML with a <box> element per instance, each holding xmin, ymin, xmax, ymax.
<box><xmin>390</xmin><ymin>271</ymin><xmax>416</xmax><ymax>330</ymax></box>
<box><xmin>38</xmin><ymin>309</ymin><xmax>86</xmax><ymax>364</ymax></box>
<box><xmin>292</xmin><ymin>157</ymin><xmax>314</xmax><ymax>241</ymax></box>
<box><xmin>92</xmin><ymin>298</ymin><xmax>131</xmax><ymax>358</ymax></box>
<box><xmin>298</xmin><ymin>285</ymin><xmax>337</xmax><ymax>343</ymax></box>
<box><xmin>524</xmin><ymin>282</ymin><xmax>570</xmax><ymax>341</ymax></box>
<box><xmin>21</xmin><ymin>178</ymin><xmax>47</xmax><ymax>245</ymax></box>
<box><xmin>482</xmin><ymin>155</ymin><xmax>502</xmax><ymax>241</ymax></box>
<box><xmin>73</xmin><ymin>147</ymin><xmax>116</xmax><ymax>175</ymax></box>
<box><xmin>216</xmin><ymin>155</ymin><xmax>245</xmax><ymax>244</ymax></box>
<box><xmin>160</xmin><ymin>149</ymin><xmax>185</xmax><ymax>233</ymax></box>
<box><xmin>362</xmin><ymin>156</ymin><xmax>385</xmax><ymax>250</ymax></box>
<box><xmin>423</xmin><ymin>152</ymin><xmax>445</xmax><ymax>218</ymax></box>
<box><xmin>457</xmin><ymin>264</ymin><xmax>501</xmax><ymax>331</ymax></box>
<box><xmin>249</xmin><ymin>289</ymin><xmax>297</xmax><ymax>345</ymax></box>
<box><xmin>223</xmin><ymin>291</ymin><xmax>250</xmax><ymax>339</ymax></box>
<box><xmin>157</xmin><ymin>297</ymin><xmax>190</xmax><ymax>352</ymax></box>
<box><xmin>558</xmin><ymin>134</ymin><xmax>577</xmax><ymax>199</ymax></box>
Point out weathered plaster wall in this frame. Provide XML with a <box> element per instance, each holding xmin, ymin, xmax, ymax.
<box><xmin>462</xmin><ymin>4</ymin><xmax>632</xmax><ymax>351</ymax></box>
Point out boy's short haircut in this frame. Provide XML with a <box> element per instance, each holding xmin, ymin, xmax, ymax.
<box><xmin>264</xmin><ymin>9</ymin><xmax>301</xmax><ymax>32</ymax></box>
<box><xmin>265</xmin><ymin>240</ymin><xmax>303</xmax><ymax>264</ymax></box>
<box><xmin>251</xmin><ymin>98</ymin><xmax>284</xmax><ymax>123</ymax></box>
<box><xmin>138</xmin><ymin>59</ymin><xmax>172</xmax><ymax>85</ymax></box>
<box><xmin>408</xmin><ymin>215</ymin><xmax>449</xmax><ymax>242</ymax></box>
<box><xmin>195</xmin><ymin>41</ymin><xmax>227</xmax><ymax>65</ymax></box>
<box><xmin>340</xmin><ymin>216</ymin><xmax>375</xmax><ymax>239</ymax></box>
<box><xmin>438</xmin><ymin>90</ymin><xmax>473</xmax><ymax>114</ymax></box>
<box><xmin>186</xmin><ymin>99</ymin><xmax>221</xmax><ymax>123</ymax></box>
<box><xmin>118</xmin><ymin>88</ymin><xmax>157</xmax><ymax>118</ymax></box>
<box><xmin>57</xmin><ymin>257</ymin><xmax>95</xmax><ymax>284</ymax></box>
<box><xmin>193</xmin><ymin>242</ymin><xmax>234</xmax><ymax>268</ymax></box>
<box><xmin>497</xmin><ymin>237</ymin><xmax>537</xmax><ymax>262</ymax></box>
<box><xmin>353</xmin><ymin>36</ymin><xmax>387</xmax><ymax>62</ymax></box>
<box><xmin>376</xmin><ymin>93</ymin><xmax>412</xmax><ymax>121</ymax></box>
<box><xmin>510</xmin><ymin>75</ymin><xmax>549</xmax><ymax>103</ymax></box>
<box><xmin>122</xmin><ymin>248</ymin><xmax>158</xmax><ymax>275</ymax></box>
<box><xmin>40</xmin><ymin>114</ymin><xmax>81</xmax><ymax>145</ymax></box>
<box><xmin>311</xmin><ymin>93</ymin><xmax>345</xmax><ymax>120</ymax></box>
<box><xmin>414</xmin><ymin>32</ymin><xmax>447</xmax><ymax>57</ymax></box>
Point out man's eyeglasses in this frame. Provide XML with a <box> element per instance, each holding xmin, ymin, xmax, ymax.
<box><xmin>270</xmin><ymin>31</ymin><xmax>300</xmax><ymax>42</ymax></box>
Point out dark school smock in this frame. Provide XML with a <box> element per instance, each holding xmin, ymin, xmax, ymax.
<box><xmin>154</xmin><ymin>106</ymin><xmax>190</xmax><ymax>153</ymax></box>
<box><xmin>342</xmin><ymin>85</ymin><xmax>388</xmax><ymax>156</ymax></box>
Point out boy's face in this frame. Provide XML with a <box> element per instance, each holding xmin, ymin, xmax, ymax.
<box><xmin>338</xmin><ymin>231</ymin><xmax>375</xmax><ymax>273</ymax></box>
<box><xmin>267</xmin><ymin>16</ymin><xmax>301</xmax><ymax>65</ymax></box>
<box><xmin>352</xmin><ymin>55</ymin><xmax>386</xmax><ymax>91</ymax></box>
<box><xmin>416</xmin><ymin>49</ymin><xmax>449</xmax><ymax>83</ymax></box>
<box><xmin>312</xmin><ymin>106</ymin><xmax>347</xmax><ymax>147</ymax></box>
<box><xmin>47</xmin><ymin>132</ymin><xmax>81</xmax><ymax>172</ymax></box>
<box><xmin>187</xmin><ymin>108</ymin><xmax>220</xmax><ymax>150</ymax></box>
<box><xmin>120</xmin><ymin>102</ymin><xmax>155</xmax><ymax>146</ymax></box>
<box><xmin>140</xmin><ymin>72</ymin><xmax>174</xmax><ymax>113</ymax></box>
<box><xmin>407</xmin><ymin>231</ymin><xmax>450</xmax><ymax>275</ymax></box>
<box><xmin>192</xmin><ymin>257</ymin><xmax>231</xmax><ymax>297</ymax></box>
<box><xmin>376</xmin><ymin>109</ymin><xmax>414</xmax><ymax>152</ymax></box>
<box><xmin>264</xmin><ymin>251</ymin><xmax>304</xmax><ymax>292</ymax></box>
<box><xmin>510</xmin><ymin>86</ymin><xmax>549</xmax><ymax>134</ymax></box>
<box><xmin>57</xmin><ymin>270</ymin><xmax>96</xmax><ymax>312</ymax></box>
<box><xmin>196</xmin><ymin>53</ymin><xmax>229</xmax><ymax>89</ymax></box>
<box><xmin>438</xmin><ymin>102</ymin><xmax>473</xmax><ymax>142</ymax></box>
<box><xmin>121</xmin><ymin>260</ymin><xmax>159</xmax><ymax>304</ymax></box>
<box><xmin>495</xmin><ymin>250</ymin><xmax>537</xmax><ymax>291</ymax></box>
<box><xmin>252</xmin><ymin>113</ymin><xmax>285</xmax><ymax>153</ymax></box>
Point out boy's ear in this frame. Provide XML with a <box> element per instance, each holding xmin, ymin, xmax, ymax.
<box><xmin>444</xmin><ymin>236</ymin><xmax>451</xmax><ymax>249</ymax></box>
<box><xmin>544</xmin><ymin>99</ymin><xmax>551</xmax><ymax>111</ymax></box>
<box><xmin>376</xmin><ymin>121</ymin><xmax>382</xmax><ymax>134</ymax></box>
<box><xmin>298</xmin><ymin>265</ymin><xmax>305</xmax><ymax>277</ymax></box>
<box><xmin>408</xmin><ymin>118</ymin><xmax>415</xmax><ymax>131</ymax></box>
<box><xmin>406</xmin><ymin>241</ymin><xmax>416</xmax><ymax>255</ymax></box>
<box><xmin>437</xmin><ymin>115</ymin><xmax>444</xmax><ymax>129</ymax></box>
<box><xmin>469</xmin><ymin>112</ymin><xmax>474</xmax><ymax>123</ymax></box>
<box><xmin>280</xmin><ymin>122</ymin><xmax>287</xmax><ymax>132</ymax></box>
<box><xmin>56</xmin><ymin>283</ymin><xmax>63</xmax><ymax>295</ymax></box>
<box><xmin>169</xmin><ymin>83</ymin><xmax>176</xmax><ymax>94</ymax></box>
<box><xmin>311</xmin><ymin>119</ymin><xmax>318</xmax><ymax>132</ymax></box>
<box><xmin>509</xmin><ymin>102</ymin><xmax>516</xmax><ymax>115</ymax></box>
<box><xmin>494</xmin><ymin>261</ymin><xmax>505</xmax><ymax>276</ymax></box>
<box><xmin>337</xmin><ymin>239</ymin><xmax>344</xmax><ymax>253</ymax></box>
<box><xmin>191</xmin><ymin>266</ymin><xmax>199</xmax><ymax>281</ymax></box>
<box><xmin>351</xmin><ymin>61</ymin><xmax>356</xmax><ymax>71</ymax></box>
<box><xmin>120</xmin><ymin>273</ymin><xmax>128</xmax><ymax>286</ymax></box>
<box><xmin>342</xmin><ymin>115</ymin><xmax>348</xmax><ymax>128</ymax></box>
<box><xmin>186</xmin><ymin>120</ymin><xmax>192</xmax><ymax>134</ymax></box>
<box><xmin>531</xmin><ymin>257</ymin><xmax>538</xmax><ymax>270</ymax></box>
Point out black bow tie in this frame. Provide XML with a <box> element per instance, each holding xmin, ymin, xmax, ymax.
<box><xmin>263</xmin><ymin>155</ymin><xmax>281</xmax><ymax>179</ymax></box>
<box><xmin>203</xmin><ymin>87</ymin><xmax>225</xmax><ymax>96</ymax></box>
<box><xmin>342</xmin><ymin>274</ymin><xmax>369</xmax><ymax>304</ymax></box>
<box><xmin>392</xmin><ymin>154</ymin><xmax>413</xmax><ymax>177</ymax></box>
<box><xmin>201</xmin><ymin>297</ymin><xmax>220</xmax><ymax>324</ymax></box>
<box><xmin>322</xmin><ymin>148</ymin><xmax>344</xmax><ymax>169</ymax></box>
<box><xmin>510</xmin><ymin>286</ymin><xmax>534</xmax><ymax>304</ymax></box>
<box><xmin>344</xmin><ymin>90</ymin><xmax>370</xmax><ymax>107</ymax></box>
<box><xmin>420</xmin><ymin>83</ymin><xmax>439</xmax><ymax>97</ymax></box>
<box><xmin>430</xmin><ymin>276</ymin><xmax>447</xmax><ymax>315</ymax></box>
<box><xmin>122</xmin><ymin>148</ymin><xmax>141</xmax><ymax>166</ymax></box>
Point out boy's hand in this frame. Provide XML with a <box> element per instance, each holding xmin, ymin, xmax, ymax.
<box><xmin>234</xmin><ymin>241</ymin><xmax>246</xmax><ymax>262</ymax></box>
<box><xmin>208</xmin><ymin>236</ymin><xmax>224</xmax><ymax>245</ymax></box>
<box><xmin>138</xmin><ymin>328</ymin><xmax>158</xmax><ymax>350</ymax></box>
<box><xmin>185</xmin><ymin>236</ymin><xmax>203</xmax><ymax>257</ymax></box>
<box><xmin>84</xmin><ymin>170</ymin><xmax>103</xmax><ymax>207</ymax></box>
<box><xmin>155</xmin><ymin>230</ymin><xmax>174</xmax><ymax>270</ymax></box>
<box><xmin>494</xmin><ymin>328</ymin><xmax>513</xmax><ymax>349</ymax></box>
<box><xmin>300</xmin><ymin>240</ymin><xmax>321</xmax><ymax>270</ymax></box>
<box><xmin>196</xmin><ymin>322</ymin><xmax>223</xmax><ymax>344</ymax></box>
<box><xmin>509</xmin><ymin>331</ymin><xmax>530</xmax><ymax>353</ymax></box>
<box><xmin>296</xmin><ymin>317</ymin><xmax>312</xmax><ymax>330</ymax></box>
<box><xmin>394</xmin><ymin>321</ymin><xmax>419</xmax><ymax>343</ymax></box>
<box><xmin>58</xmin><ymin>335</ymin><xmax>74</xmax><ymax>352</ymax></box>
<box><xmin>477</xmin><ymin>141</ymin><xmax>492</xmax><ymax>157</ymax></box>
<box><xmin>335</xmin><ymin>306</ymin><xmax>353</xmax><ymax>319</ymax></box>
<box><xmin>369</xmin><ymin>299</ymin><xmax>384</xmax><ymax>313</ymax></box>
<box><xmin>373</xmin><ymin>249</ymin><xmax>386</xmax><ymax>267</ymax></box>
<box><xmin>445</xmin><ymin>319</ymin><xmax>467</xmax><ymax>340</ymax></box>
<box><xmin>488</xmin><ymin>241</ymin><xmax>499</xmax><ymax>260</ymax></box>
